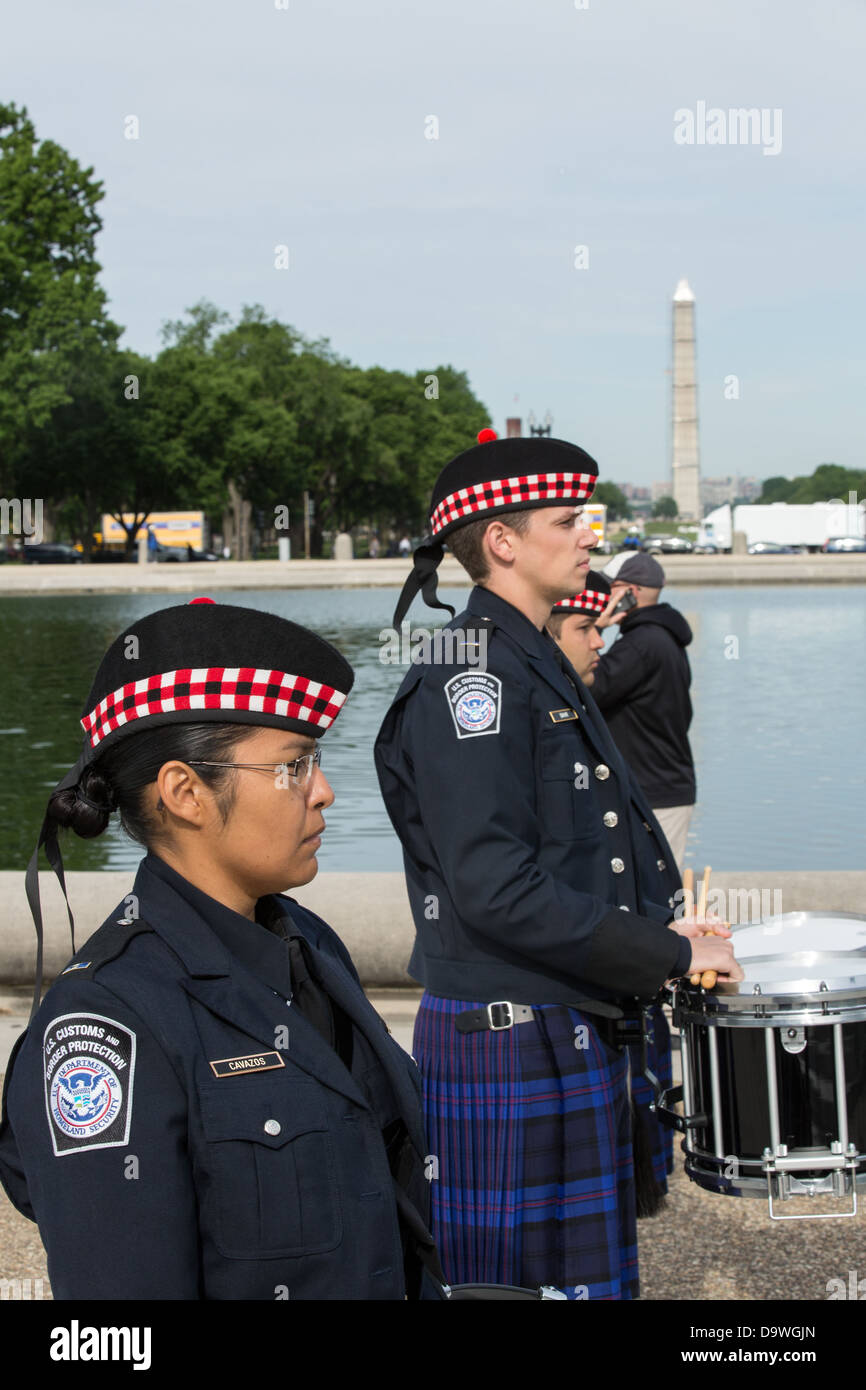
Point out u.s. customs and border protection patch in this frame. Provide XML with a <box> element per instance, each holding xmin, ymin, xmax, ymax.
<box><xmin>444</xmin><ymin>671</ymin><xmax>502</xmax><ymax>739</ymax></box>
<box><xmin>43</xmin><ymin>1012</ymin><xmax>136</xmax><ymax>1157</ymax></box>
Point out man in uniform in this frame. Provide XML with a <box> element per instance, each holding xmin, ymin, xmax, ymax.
<box><xmin>547</xmin><ymin>570</ymin><xmax>679</xmax><ymax>1196</ymax></box>
<box><xmin>374</xmin><ymin>431</ymin><xmax>740</xmax><ymax>1299</ymax></box>
<box><xmin>546</xmin><ymin>568</ymin><xmax>612</xmax><ymax>687</ymax></box>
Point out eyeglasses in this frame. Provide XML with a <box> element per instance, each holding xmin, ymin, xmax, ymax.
<box><xmin>187</xmin><ymin>749</ymin><xmax>322</xmax><ymax>788</ymax></box>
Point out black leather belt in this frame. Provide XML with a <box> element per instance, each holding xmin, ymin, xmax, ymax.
<box><xmin>454</xmin><ymin>999</ymin><xmax>649</xmax><ymax>1052</ymax></box>
<box><xmin>455</xmin><ymin>1002</ymin><xmax>535</xmax><ymax>1033</ymax></box>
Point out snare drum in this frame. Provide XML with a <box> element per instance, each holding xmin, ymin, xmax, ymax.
<box><xmin>659</xmin><ymin>911</ymin><xmax>866</xmax><ymax>1219</ymax></box>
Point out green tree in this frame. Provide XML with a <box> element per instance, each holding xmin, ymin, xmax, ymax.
<box><xmin>652</xmin><ymin>495</ymin><xmax>678</xmax><ymax>519</ymax></box>
<box><xmin>410</xmin><ymin>366</ymin><xmax>491</xmax><ymax>518</ymax></box>
<box><xmin>790</xmin><ymin>463</ymin><xmax>866</xmax><ymax>503</ymax></box>
<box><xmin>149</xmin><ymin>303</ymin><xmax>301</xmax><ymax>555</ymax></box>
<box><xmin>348</xmin><ymin>363</ymin><xmax>491</xmax><ymax>536</ymax></box>
<box><xmin>0</xmin><ymin>103</ymin><xmax>119</xmax><ymax>465</ymax></box>
<box><xmin>757</xmin><ymin>476</ymin><xmax>794</xmax><ymax>502</ymax></box>
<box><xmin>161</xmin><ymin>301</ymin><xmax>230</xmax><ymax>355</ymax></box>
<box><xmin>593</xmin><ymin>482</ymin><xmax>631</xmax><ymax>520</ymax></box>
<box><xmin>758</xmin><ymin>465</ymin><xmax>866</xmax><ymax>505</ymax></box>
<box><xmin>18</xmin><ymin>346</ymin><xmax>182</xmax><ymax>556</ymax></box>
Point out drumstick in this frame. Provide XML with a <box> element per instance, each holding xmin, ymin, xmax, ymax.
<box><xmin>696</xmin><ymin>866</ymin><xmax>710</xmax><ymax>920</ymax></box>
<box><xmin>688</xmin><ymin>863</ymin><xmax>703</xmax><ymax>984</ymax></box>
<box><xmin>681</xmin><ymin>868</ymin><xmax>701</xmax><ymax>985</ymax></box>
<box><xmin>682</xmin><ymin>866</ymin><xmax>695</xmax><ymax>905</ymax></box>
<box><xmin>685</xmin><ymin>866</ymin><xmax>703</xmax><ymax>983</ymax></box>
<box><xmin>693</xmin><ymin>866</ymin><xmax>718</xmax><ymax>989</ymax></box>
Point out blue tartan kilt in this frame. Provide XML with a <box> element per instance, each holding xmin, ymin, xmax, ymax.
<box><xmin>630</xmin><ymin>1003</ymin><xmax>675</xmax><ymax>1188</ymax></box>
<box><xmin>413</xmin><ymin>992</ymin><xmax>639</xmax><ymax>1300</ymax></box>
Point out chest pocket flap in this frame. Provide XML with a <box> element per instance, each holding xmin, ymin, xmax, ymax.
<box><xmin>538</xmin><ymin>729</ymin><xmax>601</xmax><ymax>843</ymax></box>
<box><xmin>200</xmin><ymin>1083</ymin><xmax>325</xmax><ymax>1145</ymax></box>
<box><xmin>198</xmin><ymin>1079</ymin><xmax>341</xmax><ymax>1259</ymax></box>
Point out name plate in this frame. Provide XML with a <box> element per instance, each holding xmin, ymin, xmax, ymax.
<box><xmin>209</xmin><ymin>1051</ymin><xmax>286</xmax><ymax>1077</ymax></box>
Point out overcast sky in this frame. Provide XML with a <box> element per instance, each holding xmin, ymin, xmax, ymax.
<box><xmin>4</xmin><ymin>0</ymin><xmax>864</xmax><ymax>486</ymax></box>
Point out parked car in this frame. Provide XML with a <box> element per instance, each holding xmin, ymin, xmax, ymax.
<box><xmin>747</xmin><ymin>541</ymin><xmax>801</xmax><ymax>555</ymax></box>
<box><xmin>642</xmin><ymin>535</ymin><xmax>694</xmax><ymax>555</ymax></box>
<box><xmin>90</xmin><ymin>547</ymin><xmax>138</xmax><ymax>563</ymax></box>
<box><xmin>22</xmin><ymin>543</ymin><xmax>83</xmax><ymax>564</ymax></box>
<box><xmin>85</xmin><ymin>543</ymin><xmax>220</xmax><ymax>563</ymax></box>
<box><xmin>151</xmin><ymin>542</ymin><xmax>220</xmax><ymax>562</ymax></box>
<box><xmin>823</xmin><ymin>536</ymin><xmax>866</xmax><ymax>553</ymax></box>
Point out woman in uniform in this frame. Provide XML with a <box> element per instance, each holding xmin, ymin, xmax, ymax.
<box><xmin>0</xmin><ymin>597</ymin><xmax>440</xmax><ymax>1300</ymax></box>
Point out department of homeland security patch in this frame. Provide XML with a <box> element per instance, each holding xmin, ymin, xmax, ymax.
<box><xmin>43</xmin><ymin>1013</ymin><xmax>136</xmax><ymax>1157</ymax></box>
<box><xmin>444</xmin><ymin>671</ymin><xmax>502</xmax><ymax>739</ymax></box>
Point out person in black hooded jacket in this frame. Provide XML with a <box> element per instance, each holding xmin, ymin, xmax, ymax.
<box><xmin>592</xmin><ymin>553</ymin><xmax>695</xmax><ymax>867</ymax></box>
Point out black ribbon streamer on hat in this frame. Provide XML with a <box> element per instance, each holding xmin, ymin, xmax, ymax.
<box><xmin>23</xmin><ymin>747</ymin><xmax>88</xmax><ymax>1022</ymax></box>
<box><xmin>392</xmin><ymin>540</ymin><xmax>456</xmax><ymax>628</ymax></box>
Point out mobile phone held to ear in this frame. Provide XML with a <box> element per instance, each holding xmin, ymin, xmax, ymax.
<box><xmin>612</xmin><ymin>590</ymin><xmax>638</xmax><ymax>615</ymax></box>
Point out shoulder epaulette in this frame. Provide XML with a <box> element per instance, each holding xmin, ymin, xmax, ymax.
<box><xmin>452</xmin><ymin>611</ymin><xmax>497</xmax><ymax>634</ymax></box>
<box><xmin>447</xmin><ymin>611</ymin><xmax>498</xmax><ymax>662</ymax></box>
<box><xmin>58</xmin><ymin>916</ymin><xmax>155</xmax><ymax>979</ymax></box>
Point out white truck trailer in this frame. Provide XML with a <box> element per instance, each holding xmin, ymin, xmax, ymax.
<box><xmin>698</xmin><ymin>500</ymin><xmax>865</xmax><ymax>552</ymax></box>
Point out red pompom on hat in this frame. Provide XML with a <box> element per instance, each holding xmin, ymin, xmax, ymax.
<box><xmin>189</xmin><ymin>596</ymin><xmax>215</xmax><ymax>604</ymax></box>
<box><xmin>477</xmin><ymin>428</ymin><xmax>498</xmax><ymax>443</ymax></box>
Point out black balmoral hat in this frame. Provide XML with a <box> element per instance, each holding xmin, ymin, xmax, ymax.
<box><xmin>393</xmin><ymin>429</ymin><xmax>600</xmax><ymax>626</ymax></box>
<box><xmin>24</xmin><ymin>597</ymin><xmax>354</xmax><ymax>1016</ymax></box>
<box><xmin>79</xmin><ymin>597</ymin><xmax>353</xmax><ymax>755</ymax></box>
<box><xmin>552</xmin><ymin>569</ymin><xmax>612</xmax><ymax>616</ymax></box>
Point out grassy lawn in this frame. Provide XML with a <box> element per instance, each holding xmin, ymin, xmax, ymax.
<box><xmin>608</xmin><ymin>518</ymin><xmax>698</xmax><ymax>541</ymax></box>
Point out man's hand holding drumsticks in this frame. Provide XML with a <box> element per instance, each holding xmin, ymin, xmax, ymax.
<box><xmin>666</xmin><ymin>866</ymin><xmax>745</xmax><ymax>985</ymax></box>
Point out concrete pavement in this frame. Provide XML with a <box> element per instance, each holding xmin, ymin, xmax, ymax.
<box><xmin>1</xmin><ymin>552</ymin><xmax>865</xmax><ymax>595</ymax></box>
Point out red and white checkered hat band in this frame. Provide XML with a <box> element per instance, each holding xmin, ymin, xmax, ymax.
<box><xmin>431</xmin><ymin>471</ymin><xmax>596</xmax><ymax>536</ymax></box>
<box><xmin>554</xmin><ymin>589</ymin><xmax>609</xmax><ymax>615</ymax></box>
<box><xmin>80</xmin><ymin>667</ymin><xmax>348</xmax><ymax>749</ymax></box>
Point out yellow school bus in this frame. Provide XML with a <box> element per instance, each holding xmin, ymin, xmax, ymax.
<box><xmin>100</xmin><ymin>511</ymin><xmax>207</xmax><ymax>549</ymax></box>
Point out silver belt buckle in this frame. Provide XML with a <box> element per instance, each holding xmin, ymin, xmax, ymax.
<box><xmin>486</xmin><ymin>1001</ymin><xmax>515</xmax><ymax>1030</ymax></box>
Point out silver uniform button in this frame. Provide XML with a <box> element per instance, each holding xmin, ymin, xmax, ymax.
<box><xmin>668</xmin><ymin>896</ymin><xmax>676</xmax><ymax>909</ymax></box>
<box><xmin>611</xmin><ymin>857</ymin><xmax>625</xmax><ymax>874</ymax></box>
<box><xmin>264</xmin><ymin>1119</ymin><xmax>282</xmax><ymax>1136</ymax></box>
<box><xmin>619</xmin><ymin>904</ymin><xmax>630</xmax><ymax>912</ymax></box>
<box><xmin>603</xmin><ymin>811</ymin><xmax>618</xmax><ymax>828</ymax></box>
<box><xmin>594</xmin><ymin>764</ymin><xmax>610</xmax><ymax>781</ymax></box>
<box><xmin>657</xmin><ymin>859</ymin><xmax>666</xmax><ymax>872</ymax></box>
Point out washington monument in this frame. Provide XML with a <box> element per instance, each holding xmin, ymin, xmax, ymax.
<box><xmin>671</xmin><ymin>278</ymin><xmax>700</xmax><ymax>520</ymax></box>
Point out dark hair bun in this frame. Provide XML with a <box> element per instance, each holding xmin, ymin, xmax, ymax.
<box><xmin>48</xmin><ymin>769</ymin><xmax>116</xmax><ymax>840</ymax></box>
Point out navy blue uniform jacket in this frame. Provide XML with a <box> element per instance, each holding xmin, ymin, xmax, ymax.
<box><xmin>375</xmin><ymin>586</ymin><xmax>688</xmax><ymax>1006</ymax></box>
<box><xmin>0</xmin><ymin>855</ymin><xmax>433</xmax><ymax>1300</ymax></box>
